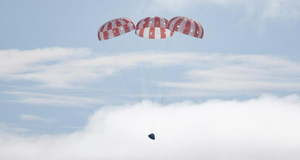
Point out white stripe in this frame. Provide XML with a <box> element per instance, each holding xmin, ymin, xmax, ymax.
<box><xmin>165</xmin><ymin>29</ymin><xmax>172</xmax><ymax>38</ymax></box>
<box><xmin>169</xmin><ymin>17</ymin><xmax>181</xmax><ymax>31</ymax></box>
<box><xmin>119</xmin><ymin>19</ymin><xmax>126</xmax><ymax>25</ymax></box>
<box><xmin>143</xmin><ymin>28</ymin><xmax>150</xmax><ymax>38</ymax></box>
<box><xmin>189</xmin><ymin>20</ymin><xmax>196</xmax><ymax>36</ymax></box>
<box><xmin>100</xmin><ymin>32</ymin><xmax>104</xmax><ymax>40</ymax></box>
<box><xmin>196</xmin><ymin>22</ymin><xmax>203</xmax><ymax>38</ymax></box>
<box><xmin>154</xmin><ymin>27</ymin><xmax>160</xmax><ymax>39</ymax></box>
<box><xmin>149</xmin><ymin>17</ymin><xmax>155</xmax><ymax>27</ymax></box>
<box><xmin>178</xmin><ymin>18</ymin><xmax>187</xmax><ymax>33</ymax></box>
<box><xmin>118</xmin><ymin>26</ymin><xmax>125</xmax><ymax>35</ymax></box>
<box><xmin>98</xmin><ymin>29</ymin><xmax>101</xmax><ymax>40</ymax></box>
<box><xmin>160</xmin><ymin>17</ymin><xmax>165</xmax><ymax>28</ymax></box>
<box><xmin>107</xmin><ymin>30</ymin><xmax>114</xmax><ymax>39</ymax></box>
<box><xmin>128</xmin><ymin>22</ymin><xmax>134</xmax><ymax>31</ymax></box>
<box><xmin>111</xmin><ymin>21</ymin><xmax>117</xmax><ymax>29</ymax></box>
<box><xmin>138</xmin><ymin>18</ymin><xmax>145</xmax><ymax>30</ymax></box>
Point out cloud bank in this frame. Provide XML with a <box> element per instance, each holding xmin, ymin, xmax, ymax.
<box><xmin>1</xmin><ymin>94</ymin><xmax>300</xmax><ymax>160</ymax></box>
<box><xmin>1</xmin><ymin>48</ymin><xmax>299</xmax><ymax>99</ymax></box>
<box><xmin>4</xmin><ymin>91</ymin><xmax>105</xmax><ymax>107</ymax></box>
<box><xmin>0</xmin><ymin>48</ymin><xmax>197</xmax><ymax>88</ymax></box>
<box><xmin>136</xmin><ymin>0</ymin><xmax>300</xmax><ymax>22</ymax></box>
<box><xmin>20</xmin><ymin>115</ymin><xmax>53</xmax><ymax>123</ymax></box>
<box><xmin>161</xmin><ymin>54</ymin><xmax>300</xmax><ymax>96</ymax></box>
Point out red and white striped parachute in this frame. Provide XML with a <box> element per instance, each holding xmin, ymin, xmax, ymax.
<box><xmin>167</xmin><ymin>16</ymin><xmax>204</xmax><ymax>39</ymax></box>
<box><xmin>135</xmin><ymin>16</ymin><xmax>173</xmax><ymax>39</ymax></box>
<box><xmin>98</xmin><ymin>17</ymin><xmax>135</xmax><ymax>41</ymax></box>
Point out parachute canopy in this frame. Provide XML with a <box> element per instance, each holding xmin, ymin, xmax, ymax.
<box><xmin>98</xmin><ymin>17</ymin><xmax>135</xmax><ymax>41</ymax></box>
<box><xmin>167</xmin><ymin>16</ymin><xmax>204</xmax><ymax>39</ymax></box>
<box><xmin>135</xmin><ymin>16</ymin><xmax>173</xmax><ymax>39</ymax></box>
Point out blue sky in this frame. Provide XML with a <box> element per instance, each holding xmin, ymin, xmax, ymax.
<box><xmin>1</xmin><ymin>0</ymin><xmax>300</xmax><ymax>159</ymax></box>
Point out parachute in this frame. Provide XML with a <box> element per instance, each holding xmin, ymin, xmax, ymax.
<box><xmin>135</xmin><ymin>16</ymin><xmax>173</xmax><ymax>39</ymax></box>
<box><xmin>167</xmin><ymin>16</ymin><xmax>204</xmax><ymax>39</ymax></box>
<box><xmin>98</xmin><ymin>17</ymin><xmax>135</xmax><ymax>41</ymax></box>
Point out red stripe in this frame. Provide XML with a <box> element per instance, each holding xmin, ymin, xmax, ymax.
<box><xmin>98</xmin><ymin>31</ymin><xmax>101</xmax><ymax>41</ymax></box>
<box><xmin>107</xmin><ymin>22</ymin><xmax>112</xmax><ymax>30</ymax></box>
<box><xmin>183</xmin><ymin>20</ymin><xmax>191</xmax><ymax>35</ymax></box>
<box><xmin>113</xmin><ymin>28</ymin><xmax>120</xmax><ymax>37</ymax></box>
<box><xmin>164</xmin><ymin>19</ymin><xmax>168</xmax><ymax>27</ymax></box>
<box><xmin>173</xmin><ymin>18</ymin><xmax>184</xmax><ymax>32</ymax></box>
<box><xmin>143</xmin><ymin>17</ymin><xmax>150</xmax><ymax>29</ymax></box>
<box><xmin>160</xmin><ymin>28</ymin><xmax>166</xmax><ymax>39</ymax></box>
<box><xmin>194</xmin><ymin>21</ymin><xmax>200</xmax><ymax>38</ymax></box>
<box><xmin>123</xmin><ymin>24</ymin><xmax>130</xmax><ymax>32</ymax></box>
<box><xmin>149</xmin><ymin>27</ymin><xmax>155</xmax><ymax>39</ymax></box>
<box><xmin>103</xmin><ymin>31</ymin><xmax>109</xmax><ymax>40</ymax></box>
<box><xmin>154</xmin><ymin>17</ymin><xmax>160</xmax><ymax>27</ymax></box>
<box><xmin>167</xmin><ymin>17</ymin><xmax>178</xmax><ymax>31</ymax></box>
<box><xmin>131</xmin><ymin>22</ymin><xmax>135</xmax><ymax>29</ymax></box>
<box><xmin>115</xmin><ymin>20</ymin><xmax>122</xmax><ymax>27</ymax></box>
<box><xmin>139</xmin><ymin>28</ymin><xmax>144</xmax><ymax>37</ymax></box>
<box><xmin>122</xmin><ymin>18</ymin><xmax>130</xmax><ymax>23</ymax></box>
<box><xmin>166</xmin><ymin>17</ymin><xmax>177</xmax><ymax>30</ymax></box>
<box><xmin>136</xmin><ymin>20</ymin><xmax>142</xmax><ymax>30</ymax></box>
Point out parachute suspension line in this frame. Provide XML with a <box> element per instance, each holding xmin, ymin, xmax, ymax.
<box><xmin>150</xmin><ymin>39</ymin><xmax>170</xmax><ymax>132</ymax></box>
<box><xmin>142</xmin><ymin>66</ymin><xmax>153</xmax><ymax>101</ymax></box>
<box><xmin>137</xmin><ymin>51</ymin><xmax>159</xmax><ymax>132</ymax></box>
<box><xmin>149</xmin><ymin>54</ymin><xmax>169</xmax><ymax>132</ymax></box>
<box><xmin>141</xmin><ymin>55</ymin><xmax>161</xmax><ymax>105</ymax></box>
<box><xmin>160</xmin><ymin>71</ymin><xmax>180</xmax><ymax>105</ymax></box>
<box><xmin>152</xmin><ymin>39</ymin><xmax>168</xmax><ymax>104</ymax></box>
<box><xmin>150</xmin><ymin>94</ymin><xmax>155</xmax><ymax>133</ymax></box>
<box><xmin>148</xmin><ymin>52</ymin><xmax>168</xmax><ymax>105</ymax></box>
<box><xmin>137</xmin><ymin>51</ymin><xmax>154</xmax><ymax>131</ymax></box>
<box><xmin>160</xmin><ymin>60</ymin><xmax>167</xmax><ymax>104</ymax></box>
<box><xmin>120</xmin><ymin>71</ymin><xmax>143</xmax><ymax>104</ymax></box>
<box><xmin>159</xmin><ymin>38</ymin><xmax>178</xmax><ymax>105</ymax></box>
<box><xmin>137</xmin><ymin>53</ymin><xmax>143</xmax><ymax>104</ymax></box>
<box><xmin>121</xmin><ymin>67</ymin><xmax>153</xmax><ymax>131</ymax></box>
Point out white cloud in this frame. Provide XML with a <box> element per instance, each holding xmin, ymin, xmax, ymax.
<box><xmin>0</xmin><ymin>48</ymin><xmax>197</xmax><ymax>88</ymax></box>
<box><xmin>0</xmin><ymin>48</ymin><xmax>89</xmax><ymax>77</ymax></box>
<box><xmin>4</xmin><ymin>91</ymin><xmax>105</xmax><ymax>107</ymax></box>
<box><xmin>0</xmin><ymin>48</ymin><xmax>90</xmax><ymax>88</ymax></box>
<box><xmin>1</xmin><ymin>94</ymin><xmax>300</xmax><ymax>159</ymax></box>
<box><xmin>1</xmin><ymin>48</ymin><xmax>300</xmax><ymax>98</ymax></box>
<box><xmin>160</xmin><ymin>54</ymin><xmax>300</xmax><ymax>95</ymax></box>
<box><xmin>20</xmin><ymin>115</ymin><xmax>53</xmax><ymax>123</ymax></box>
<box><xmin>136</xmin><ymin>0</ymin><xmax>300</xmax><ymax>21</ymax></box>
<box><xmin>0</xmin><ymin>123</ymin><xmax>29</xmax><ymax>134</ymax></box>
<box><xmin>261</xmin><ymin>0</ymin><xmax>300</xmax><ymax>20</ymax></box>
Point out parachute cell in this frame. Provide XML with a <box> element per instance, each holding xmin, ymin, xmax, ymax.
<box><xmin>167</xmin><ymin>16</ymin><xmax>204</xmax><ymax>39</ymax></box>
<box><xmin>98</xmin><ymin>17</ymin><xmax>135</xmax><ymax>41</ymax></box>
<box><xmin>135</xmin><ymin>16</ymin><xmax>173</xmax><ymax>39</ymax></box>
